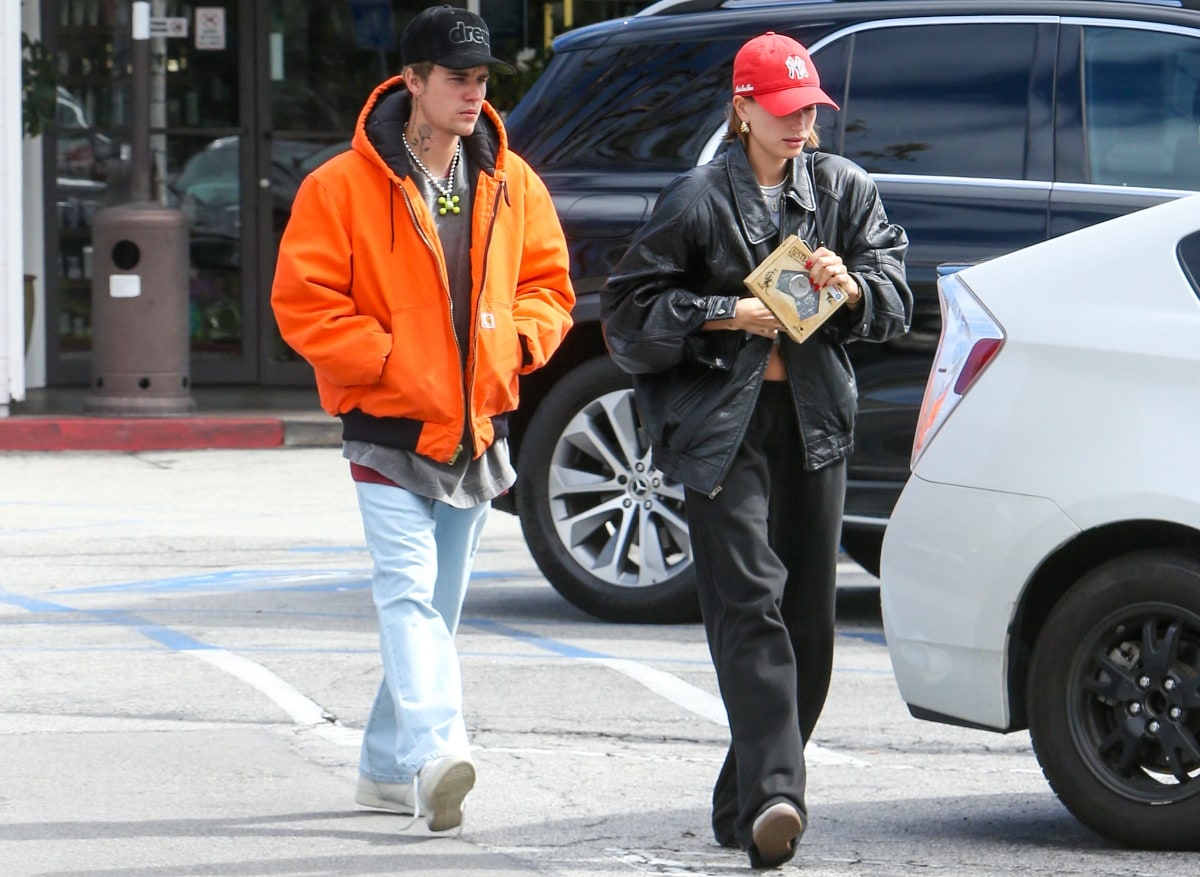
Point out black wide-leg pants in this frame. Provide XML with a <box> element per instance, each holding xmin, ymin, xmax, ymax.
<box><xmin>685</xmin><ymin>381</ymin><xmax>846</xmax><ymax>851</ymax></box>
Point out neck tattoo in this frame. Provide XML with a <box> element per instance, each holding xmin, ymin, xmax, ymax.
<box><xmin>403</xmin><ymin>125</ymin><xmax>462</xmax><ymax>215</ymax></box>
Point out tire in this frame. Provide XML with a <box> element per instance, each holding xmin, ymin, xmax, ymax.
<box><xmin>515</xmin><ymin>356</ymin><xmax>700</xmax><ymax>623</ymax></box>
<box><xmin>840</xmin><ymin>528</ymin><xmax>882</xmax><ymax>578</ymax></box>
<box><xmin>1027</xmin><ymin>549</ymin><xmax>1200</xmax><ymax>849</ymax></box>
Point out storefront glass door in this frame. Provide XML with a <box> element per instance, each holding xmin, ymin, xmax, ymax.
<box><xmin>256</xmin><ymin>0</ymin><xmax>427</xmax><ymax>384</ymax></box>
<box><xmin>45</xmin><ymin>0</ymin><xmax>464</xmax><ymax>386</ymax></box>
<box><xmin>46</xmin><ymin>0</ymin><xmax>253</xmax><ymax>384</ymax></box>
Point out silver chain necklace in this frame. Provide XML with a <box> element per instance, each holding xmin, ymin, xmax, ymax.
<box><xmin>402</xmin><ymin>125</ymin><xmax>463</xmax><ymax>215</ymax></box>
<box><xmin>759</xmin><ymin>179</ymin><xmax>787</xmax><ymax>214</ymax></box>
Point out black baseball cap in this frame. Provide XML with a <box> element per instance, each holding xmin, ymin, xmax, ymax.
<box><xmin>400</xmin><ymin>6</ymin><xmax>515</xmax><ymax>74</ymax></box>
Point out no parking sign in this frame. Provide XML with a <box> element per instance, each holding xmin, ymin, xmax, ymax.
<box><xmin>195</xmin><ymin>6</ymin><xmax>226</xmax><ymax>51</ymax></box>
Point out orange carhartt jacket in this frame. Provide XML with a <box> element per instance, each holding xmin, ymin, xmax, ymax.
<box><xmin>271</xmin><ymin>77</ymin><xmax>574</xmax><ymax>464</ymax></box>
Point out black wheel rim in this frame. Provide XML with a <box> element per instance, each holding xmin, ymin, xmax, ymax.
<box><xmin>546</xmin><ymin>388</ymin><xmax>692</xmax><ymax>590</ymax></box>
<box><xmin>1068</xmin><ymin>601</ymin><xmax>1200</xmax><ymax>803</ymax></box>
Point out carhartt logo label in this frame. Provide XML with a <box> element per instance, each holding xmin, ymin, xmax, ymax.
<box><xmin>448</xmin><ymin>20</ymin><xmax>489</xmax><ymax>47</ymax></box>
<box><xmin>786</xmin><ymin>55</ymin><xmax>810</xmax><ymax>80</ymax></box>
<box><xmin>480</xmin><ymin>312</ymin><xmax>496</xmax><ymax>329</ymax></box>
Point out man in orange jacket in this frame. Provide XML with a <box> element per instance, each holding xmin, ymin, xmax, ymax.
<box><xmin>272</xmin><ymin>5</ymin><xmax>574</xmax><ymax>834</ymax></box>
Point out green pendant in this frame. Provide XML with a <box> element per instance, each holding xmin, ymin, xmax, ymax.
<box><xmin>437</xmin><ymin>194</ymin><xmax>461</xmax><ymax>215</ymax></box>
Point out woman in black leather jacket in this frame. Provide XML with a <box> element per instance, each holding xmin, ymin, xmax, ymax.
<box><xmin>601</xmin><ymin>32</ymin><xmax>911</xmax><ymax>869</ymax></box>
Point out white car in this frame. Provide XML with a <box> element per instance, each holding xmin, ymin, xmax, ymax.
<box><xmin>880</xmin><ymin>194</ymin><xmax>1200</xmax><ymax>849</ymax></box>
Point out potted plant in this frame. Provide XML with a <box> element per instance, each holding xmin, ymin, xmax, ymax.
<box><xmin>21</xmin><ymin>31</ymin><xmax>56</xmax><ymax>138</ymax></box>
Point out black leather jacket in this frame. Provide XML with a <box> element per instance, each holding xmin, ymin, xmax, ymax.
<box><xmin>600</xmin><ymin>141</ymin><xmax>912</xmax><ymax>496</ymax></box>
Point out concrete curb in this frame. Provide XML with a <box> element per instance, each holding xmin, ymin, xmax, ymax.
<box><xmin>0</xmin><ymin>414</ymin><xmax>342</xmax><ymax>452</ymax></box>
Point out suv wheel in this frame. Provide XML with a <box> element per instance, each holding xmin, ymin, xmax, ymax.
<box><xmin>1027</xmin><ymin>549</ymin><xmax>1200</xmax><ymax>849</ymax></box>
<box><xmin>516</xmin><ymin>356</ymin><xmax>700</xmax><ymax>623</ymax></box>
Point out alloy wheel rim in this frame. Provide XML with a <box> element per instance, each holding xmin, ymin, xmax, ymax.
<box><xmin>1068</xmin><ymin>602</ymin><xmax>1200</xmax><ymax>802</ymax></box>
<box><xmin>545</xmin><ymin>388</ymin><xmax>691</xmax><ymax>590</ymax></box>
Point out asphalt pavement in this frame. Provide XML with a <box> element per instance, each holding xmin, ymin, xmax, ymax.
<box><xmin>1</xmin><ymin>448</ymin><xmax>1195</xmax><ymax>877</ymax></box>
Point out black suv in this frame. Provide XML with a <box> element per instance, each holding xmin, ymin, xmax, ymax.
<box><xmin>498</xmin><ymin>0</ymin><xmax>1200</xmax><ymax>622</ymax></box>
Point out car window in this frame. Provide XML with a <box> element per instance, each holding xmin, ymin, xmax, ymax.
<box><xmin>175</xmin><ymin>145</ymin><xmax>240</xmax><ymax>204</ymax></box>
<box><xmin>1082</xmin><ymin>26</ymin><xmax>1200</xmax><ymax>190</ymax></box>
<box><xmin>810</xmin><ymin>37</ymin><xmax>848</xmax><ymax>153</ymax></box>
<box><xmin>508</xmin><ymin>38</ymin><xmax>741</xmax><ymax>170</ymax></box>
<box><xmin>839</xmin><ymin>23</ymin><xmax>1038</xmax><ymax>178</ymax></box>
<box><xmin>1178</xmin><ymin>229</ymin><xmax>1200</xmax><ymax>297</ymax></box>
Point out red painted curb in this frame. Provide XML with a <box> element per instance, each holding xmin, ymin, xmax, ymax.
<box><xmin>0</xmin><ymin>417</ymin><xmax>286</xmax><ymax>452</ymax></box>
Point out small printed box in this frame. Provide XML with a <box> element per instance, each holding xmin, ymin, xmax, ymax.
<box><xmin>743</xmin><ymin>235</ymin><xmax>847</xmax><ymax>343</ymax></box>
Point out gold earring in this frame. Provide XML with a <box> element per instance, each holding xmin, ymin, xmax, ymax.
<box><xmin>739</xmin><ymin>120</ymin><xmax>750</xmax><ymax>134</ymax></box>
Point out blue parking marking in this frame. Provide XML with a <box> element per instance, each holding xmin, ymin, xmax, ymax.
<box><xmin>88</xmin><ymin>610</ymin><xmax>217</xmax><ymax>651</ymax></box>
<box><xmin>0</xmin><ymin>591</ymin><xmax>216</xmax><ymax>651</ymax></box>
<box><xmin>0</xmin><ymin>590</ymin><xmax>77</xmax><ymax>613</ymax></box>
<box><xmin>51</xmin><ymin>568</ymin><xmax>372</xmax><ymax>595</ymax></box>
<box><xmin>1</xmin><ymin>583</ymin><xmax>716</xmax><ymax>669</ymax></box>
<box><xmin>463</xmin><ymin>618</ymin><xmax>609</xmax><ymax>659</ymax></box>
<box><xmin>44</xmin><ymin>566</ymin><xmax>535</xmax><ymax>597</ymax></box>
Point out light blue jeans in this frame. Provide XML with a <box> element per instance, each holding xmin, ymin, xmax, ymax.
<box><xmin>354</xmin><ymin>480</ymin><xmax>489</xmax><ymax>783</ymax></box>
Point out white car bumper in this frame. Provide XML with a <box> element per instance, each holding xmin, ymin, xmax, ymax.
<box><xmin>879</xmin><ymin>474</ymin><xmax>1080</xmax><ymax>730</ymax></box>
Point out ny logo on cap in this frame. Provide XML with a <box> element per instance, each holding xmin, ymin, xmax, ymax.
<box><xmin>786</xmin><ymin>55</ymin><xmax>810</xmax><ymax>81</ymax></box>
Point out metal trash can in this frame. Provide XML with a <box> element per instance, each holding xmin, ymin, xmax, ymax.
<box><xmin>84</xmin><ymin>202</ymin><xmax>197</xmax><ymax>416</ymax></box>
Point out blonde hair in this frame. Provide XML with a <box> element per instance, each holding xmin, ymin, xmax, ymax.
<box><xmin>723</xmin><ymin>100</ymin><xmax>821</xmax><ymax>149</ymax></box>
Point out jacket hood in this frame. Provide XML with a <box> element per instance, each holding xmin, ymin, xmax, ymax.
<box><xmin>350</xmin><ymin>75</ymin><xmax>508</xmax><ymax>183</ymax></box>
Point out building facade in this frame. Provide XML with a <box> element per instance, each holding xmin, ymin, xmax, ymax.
<box><xmin>3</xmin><ymin>1</ymin><xmax>27</xmax><ymax>411</ymax></box>
<box><xmin>8</xmin><ymin>0</ymin><xmax>639</xmax><ymax>396</ymax></box>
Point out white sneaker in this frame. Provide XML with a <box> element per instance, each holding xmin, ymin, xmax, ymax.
<box><xmin>416</xmin><ymin>754</ymin><xmax>476</xmax><ymax>832</ymax></box>
<box><xmin>354</xmin><ymin>775</ymin><xmax>414</xmax><ymax>815</ymax></box>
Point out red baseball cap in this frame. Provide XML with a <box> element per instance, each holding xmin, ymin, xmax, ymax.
<box><xmin>732</xmin><ymin>32</ymin><xmax>839</xmax><ymax>116</ymax></box>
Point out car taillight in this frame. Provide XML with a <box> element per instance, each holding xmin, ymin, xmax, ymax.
<box><xmin>911</xmin><ymin>272</ymin><xmax>1004</xmax><ymax>467</ymax></box>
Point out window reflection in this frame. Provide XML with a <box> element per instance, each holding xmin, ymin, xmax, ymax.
<box><xmin>1083</xmin><ymin>27</ymin><xmax>1200</xmax><ymax>190</ymax></box>
<box><xmin>510</xmin><ymin>40</ymin><xmax>743</xmax><ymax>170</ymax></box>
<box><xmin>841</xmin><ymin>24</ymin><xmax>1037</xmax><ymax>179</ymax></box>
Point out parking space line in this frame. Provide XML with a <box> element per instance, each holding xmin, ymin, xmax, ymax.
<box><xmin>595</xmin><ymin>657</ymin><xmax>728</xmax><ymax>725</ymax></box>
<box><xmin>0</xmin><ymin>590</ymin><xmax>342</xmax><ymax>734</ymax></box>
<box><xmin>192</xmin><ymin>648</ymin><xmax>334</xmax><ymax>727</ymax></box>
<box><xmin>3</xmin><ymin>582</ymin><xmax>869</xmax><ymax>766</ymax></box>
<box><xmin>466</xmin><ymin>619</ymin><xmax>869</xmax><ymax>767</ymax></box>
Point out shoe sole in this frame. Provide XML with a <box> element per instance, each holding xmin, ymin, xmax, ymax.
<box><xmin>423</xmin><ymin>761</ymin><xmax>476</xmax><ymax>832</ymax></box>
<box><xmin>354</xmin><ymin>787</ymin><xmax>414</xmax><ymax>816</ymax></box>
<box><xmin>751</xmin><ymin>804</ymin><xmax>804</xmax><ymax>868</ymax></box>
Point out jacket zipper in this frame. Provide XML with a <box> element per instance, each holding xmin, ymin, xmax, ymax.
<box><xmin>706</xmin><ymin>159</ymin><xmax>818</xmax><ymax>498</ymax></box>
<box><xmin>398</xmin><ymin>180</ymin><xmax>466</xmax><ymax>465</ymax></box>
<box><xmin>706</xmin><ymin>358</ymin><xmax>772</xmax><ymax>499</ymax></box>
<box><xmin>706</xmin><ymin>169</ymin><xmax>784</xmax><ymax>499</ymax></box>
<box><xmin>464</xmin><ymin>177</ymin><xmax>507</xmax><ymax>447</ymax></box>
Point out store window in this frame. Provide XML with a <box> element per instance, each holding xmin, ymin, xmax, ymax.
<box><xmin>43</xmin><ymin>0</ymin><xmax>575</xmax><ymax>384</ymax></box>
<box><xmin>50</xmin><ymin>1</ymin><xmax>130</xmax><ymax>360</ymax></box>
<box><xmin>47</xmin><ymin>0</ymin><xmax>243</xmax><ymax>374</ymax></box>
